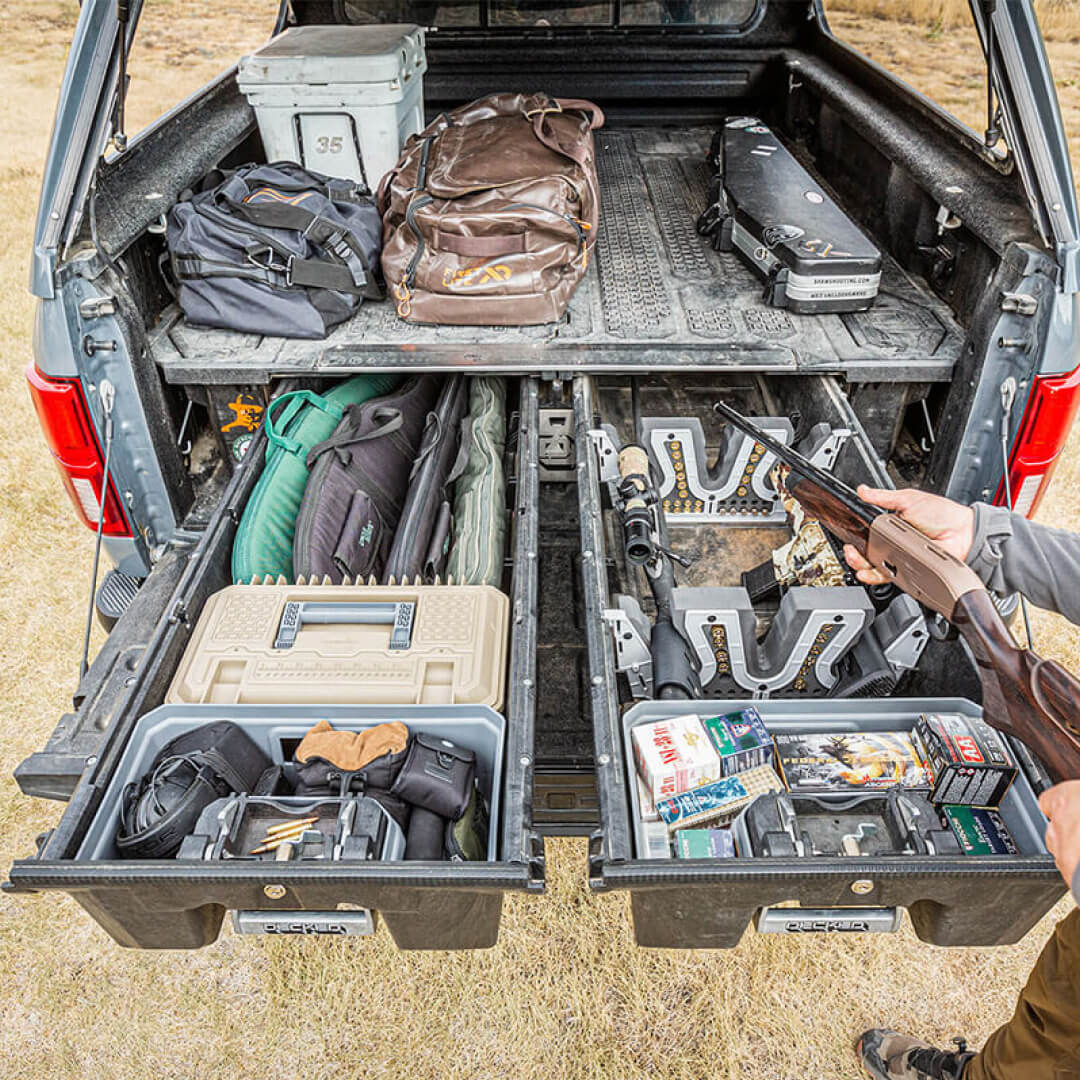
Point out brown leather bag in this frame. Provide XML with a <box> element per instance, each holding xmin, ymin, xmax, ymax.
<box><xmin>379</xmin><ymin>92</ymin><xmax>604</xmax><ymax>326</ymax></box>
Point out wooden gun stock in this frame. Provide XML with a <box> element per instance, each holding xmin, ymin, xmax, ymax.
<box><xmin>951</xmin><ymin>589</ymin><xmax>1080</xmax><ymax>783</ymax></box>
<box><xmin>717</xmin><ymin>402</ymin><xmax>1080</xmax><ymax>781</ymax></box>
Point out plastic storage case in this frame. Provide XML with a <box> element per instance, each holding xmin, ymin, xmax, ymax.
<box><xmin>166</xmin><ymin>583</ymin><xmax>509</xmax><ymax>709</ymax></box>
<box><xmin>603</xmin><ymin>697</ymin><xmax>1061</xmax><ymax>948</ymax></box>
<box><xmin>237</xmin><ymin>25</ymin><xmax>427</xmax><ymax>188</ymax></box>
<box><xmin>77</xmin><ymin>704</ymin><xmax>503</xmax><ymax>863</ymax></box>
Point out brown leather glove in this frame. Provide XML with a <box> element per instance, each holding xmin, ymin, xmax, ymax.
<box><xmin>295</xmin><ymin>720</ymin><xmax>409</xmax><ymax>772</ymax></box>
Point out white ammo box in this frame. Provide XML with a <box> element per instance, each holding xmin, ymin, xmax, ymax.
<box><xmin>237</xmin><ymin>24</ymin><xmax>426</xmax><ymax>190</ymax></box>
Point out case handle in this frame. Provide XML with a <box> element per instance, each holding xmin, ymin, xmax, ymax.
<box><xmin>273</xmin><ymin>601</ymin><xmax>415</xmax><ymax>651</ymax></box>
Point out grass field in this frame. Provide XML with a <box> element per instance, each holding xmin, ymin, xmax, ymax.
<box><xmin>1</xmin><ymin>3</ymin><xmax>1079</xmax><ymax>1078</ymax></box>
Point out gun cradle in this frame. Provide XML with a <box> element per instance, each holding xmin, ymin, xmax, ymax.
<box><xmin>638</xmin><ymin>417</ymin><xmax>847</xmax><ymax>525</ymax></box>
<box><xmin>609</xmin><ymin>585</ymin><xmax>875</xmax><ymax>697</ymax></box>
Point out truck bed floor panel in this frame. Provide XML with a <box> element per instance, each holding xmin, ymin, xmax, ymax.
<box><xmin>150</xmin><ymin>128</ymin><xmax>964</xmax><ymax>385</ymax></box>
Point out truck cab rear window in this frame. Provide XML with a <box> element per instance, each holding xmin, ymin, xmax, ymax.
<box><xmin>339</xmin><ymin>0</ymin><xmax>759</xmax><ymax>28</ymax></box>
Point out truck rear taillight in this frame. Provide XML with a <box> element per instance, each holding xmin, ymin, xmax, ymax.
<box><xmin>995</xmin><ymin>363</ymin><xmax>1080</xmax><ymax>518</ymax></box>
<box><xmin>25</xmin><ymin>364</ymin><xmax>131</xmax><ymax>536</ymax></box>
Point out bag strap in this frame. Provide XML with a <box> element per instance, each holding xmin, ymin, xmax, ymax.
<box><xmin>215</xmin><ymin>192</ymin><xmax>381</xmax><ymax>296</ymax></box>
<box><xmin>305</xmin><ymin>405</ymin><xmax>405</xmax><ymax>468</ymax></box>
<box><xmin>173</xmin><ymin>250</ymin><xmax>382</xmax><ymax>301</ymax></box>
<box><xmin>265</xmin><ymin>389</ymin><xmax>345</xmax><ymax>456</ymax></box>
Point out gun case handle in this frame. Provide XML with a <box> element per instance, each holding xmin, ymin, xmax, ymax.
<box><xmin>273</xmin><ymin>601</ymin><xmax>415</xmax><ymax>651</ymax></box>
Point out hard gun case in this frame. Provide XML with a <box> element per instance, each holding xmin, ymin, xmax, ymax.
<box><xmin>698</xmin><ymin>117</ymin><xmax>882</xmax><ymax>313</ymax></box>
<box><xmin>6</xmin><ymin>380</ymin><xmax>542</xmax><ymax>950</ymax></box>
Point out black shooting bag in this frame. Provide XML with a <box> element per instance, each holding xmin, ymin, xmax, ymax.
<box><xmin>117</xmin><ymin>722</ymin><xmax>272</xmax><ymax>859</ymax></box>
<box><xmin>384</xmin><ymin>374</ymin><xmax>470</xmax><ymax>583</ymax></box>
<box><xmin>167</xmin><ymin>162</ymin><xmax>383</xmax><ymax>340</ymax></box>
<box><xmin>292</xmin><ymin>746</ymin><xmax>412</xmax><ymax>832</ymax></box>
<box><xmin>292</xmin><ymin>376</ymin><xmax>442</xmax><ymax>583</ymax></box>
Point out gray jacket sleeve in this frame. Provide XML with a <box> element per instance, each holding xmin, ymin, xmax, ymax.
<box><xmin>968</xmin><ymin>504</ymin><xmax>1080</xmax><ymax>902</ymax></box>
<box><xmin>967</xmin><ymin>503</ymin><xmax>1080</xmax><ymax>626</ymax></box>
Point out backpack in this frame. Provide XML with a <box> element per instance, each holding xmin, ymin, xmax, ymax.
<box><xmin>379</xmin><ymin>93</ymin><xmax>604</xmax><ymax>326</ymax></box>
<box><xmin>232</xmin><ymin>375</ymin><xmax>401</xmax><ymax>584</ymax></box>
<box><xmin>292</xmin><ymin>376</ymin><xmax>442</xmax><ymax>584</ymax></box>
<box><xmin>168</xmin><ymin>162</ymin><xmax>383</xmax><ymax>339</ymax></box>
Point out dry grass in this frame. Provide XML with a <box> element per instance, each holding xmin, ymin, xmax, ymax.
<box><xmin>0</xmin><ymin>2</ymin><xmax>1079</xmax><ymax>1078</ymax></box>
<box><xmin>829</xmin><ymin>0</ymin><xmax>1080</xmax><ymax>39</ymax></box>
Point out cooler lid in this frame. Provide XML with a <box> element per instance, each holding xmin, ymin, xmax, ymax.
<box><xmin>238</xmin><ymin>25</ymin><xmax>425</xmax><ymax>87</ymax></box>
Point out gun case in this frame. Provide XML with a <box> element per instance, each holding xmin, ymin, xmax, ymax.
<box><xmin>166</xmin><ymin>583</ymin><xmax>509</xmax><ymax>709</ymax></box>
<box><xmin>697</xmin><ymin>117</ymin><xmax>882</xmax><ymax>313</ymax></box>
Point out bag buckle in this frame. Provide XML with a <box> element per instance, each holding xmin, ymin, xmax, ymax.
<box><xmin>285</xmin><ymin>254</ymin><xmax>296</xmax><ymax>287</ymax></box>
<box><xmin>246</xmin><ymin>245</ymin><xmax>287</xmax><ymax>274</ymax></box>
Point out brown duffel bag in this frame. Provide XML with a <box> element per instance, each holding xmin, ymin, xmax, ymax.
<box><xmin>379</xmin><ymin>92</ymin><xmax>604</xmax><ymax>326</ymax></box>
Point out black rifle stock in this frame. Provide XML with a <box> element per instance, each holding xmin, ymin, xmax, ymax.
<box><xmin>715</xmin><ymin>402</ymin><xmax>1080</xmax><ymax>782</ymax></box>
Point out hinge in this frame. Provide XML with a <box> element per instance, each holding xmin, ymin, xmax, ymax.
<box><xmin>588</xmin><ymin>829</ymin><xmax>609</xmax><ymax>890</ymax></box>
<box><xmin>1001</xmin><ymin>291</ymin><xmax>1038</xmax><ymax>316</ymax></box>
<box><xmin>1058</xmin><ymin>240</ymin><xmax>1080</xmax><ymax>294</ymax></box>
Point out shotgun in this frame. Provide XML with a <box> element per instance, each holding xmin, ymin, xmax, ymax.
<box><xmin>714</xmin><ymin>401</ymin><xmax>1080</xmax><ymax>782</ymax></box>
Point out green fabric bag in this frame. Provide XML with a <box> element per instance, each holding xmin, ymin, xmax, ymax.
<box><xmin>232</xmin><ymin>375</ymin><xmax>401</xmax><ymax>583</ymax></box>
<box><xmin>446</xmin><ymin>785</ymin><xmax>489</xmax><ymax>862</ymax></box>
<box><xmin>446</xmin><ymin>377</ymin><xmax>507</xmax><ymax>586</ymax></box>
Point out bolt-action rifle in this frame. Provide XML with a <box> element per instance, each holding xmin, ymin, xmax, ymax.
<box><xmin>715</xmin><ymin>401</ymin><xmax>1080</xmax><ymax>782</ymax></box>
<box><xmin>615</xmin><ymin>444</ymin><xmax>700</xmax><ymax>700</ymax></box>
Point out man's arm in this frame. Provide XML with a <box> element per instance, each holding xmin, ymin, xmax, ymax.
<box><xmin>1039</xmin><ymin>783</ymin><xmax>1080</xmax><ymax>902</ymax></box>
<box><xmin>968</xmin><ymin>503</ymin><xmax>1080</xmax><ymax>625</ymax></box>
<box><xmin>841</xmin><ymin>485</ymin><xmax>1080</xmax><ymax>899</ymax></box>
<box><xmin>843</xmin><ymin>486</ymin><xmax>1080</xmax><ymax>625</ymax></box>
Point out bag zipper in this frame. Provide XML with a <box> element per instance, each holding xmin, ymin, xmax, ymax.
<box><xmin>395</xmin><ymin>193</ymin><xmax>434</xmax><ymax>317</ymax></box>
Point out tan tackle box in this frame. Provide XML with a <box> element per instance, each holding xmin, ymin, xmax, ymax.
<box><xmin>166</xmin><ymin>584</ymin><xmax>509</xmax><ymax>709</ymax></box>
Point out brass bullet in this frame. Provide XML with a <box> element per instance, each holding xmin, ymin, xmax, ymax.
<box><xmin>264</xmin><ymin>816</ymin><xmax>319</xmax><ymax>837</ymax></box>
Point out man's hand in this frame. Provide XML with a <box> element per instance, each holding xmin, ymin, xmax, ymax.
<box><xmin>1039</xmin><ymin>781</ymin><xmax>1080</xmax><ymax>889</ymax></box>
<box><xmin>842</xmin><ymin>486</ymin><xmax>976</xmax><ymax>586</ymax></box>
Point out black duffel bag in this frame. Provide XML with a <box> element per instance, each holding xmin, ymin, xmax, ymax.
<box><xmin>117</xmin><ymin>722</ymin><xmax>272</xmax><ymax>859</ymax></box>
<box><xmin>167</xmin><ymin>162</ymin><xmax>383</xmax><ymax>340</ymax></box>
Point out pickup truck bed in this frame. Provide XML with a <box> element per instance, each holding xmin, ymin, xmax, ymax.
<box><xmin>150</xmin><ymin>127</ymin><xmax>963</xmax><ymax>386</ymax></box>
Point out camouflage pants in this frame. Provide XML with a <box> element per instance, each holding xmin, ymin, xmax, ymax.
<box><xmin>965</xmin><ymin>908</ymin><xmax>1080</xmax><ymax>1080</ymax></box>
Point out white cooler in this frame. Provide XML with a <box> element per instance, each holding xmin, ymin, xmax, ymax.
<box><xmin>237</xmin><ymin>24</ymin><xmax>427</xmax><ymax>190</ymax></box>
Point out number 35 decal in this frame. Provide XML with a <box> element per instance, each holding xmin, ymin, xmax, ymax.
<box><xmin>315</xmin><ymin>135</ymin><xmax>344</xmax><ymax>154</ymax></box>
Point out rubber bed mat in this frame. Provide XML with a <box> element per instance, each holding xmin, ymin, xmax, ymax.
<box><xmin>150</xmin><ymin>129</ymin><xmax>964</xmax><ymax>385</ymax></box>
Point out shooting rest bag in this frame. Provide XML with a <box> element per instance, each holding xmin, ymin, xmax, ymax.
<box><xmin>447</xmin><ymin>377</ymin><xmax>507</xmax><ymax>587</ymax></box>
<box><xmin>232</xmin><ymin>375</ymin><xmax>401</xmax><ymax>584</ymax></box>
<box><xmin>117</xmin><ymin>721</ymin><xmax>272</xmax><ymax>859</ymax></box>
<box><xmin>292</xmin><ymin>375</ymin><xmax>441</xmax><ymax>584</ymax></box>
<box><xmin>380</xmin><ymin>92</ymin><xmax>604</xmax><ymax>325</ymax></box>
<box><xmin>168</xmin><ymin>162</ymin><xmax>383</xmax><ymax>339</ymax></box>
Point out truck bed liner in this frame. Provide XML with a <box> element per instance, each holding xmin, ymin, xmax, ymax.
<box><xmin>150</xmin><ymin>128</ymin><xmax>964</xmax><ymax>386</ymax></box>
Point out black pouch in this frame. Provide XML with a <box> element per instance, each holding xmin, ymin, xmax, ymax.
<box><xmin>405</xmin><ymin>806</ymin><xmax>447</xmax><ymax>860</ymax></box>
<box><xmin>390</xmin><ymin>733</ymin><xmax>476</xmax><ymax>819</ymax></box>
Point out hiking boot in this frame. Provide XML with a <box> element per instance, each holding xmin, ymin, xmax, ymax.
<box><xmin>857</xmin><ymin>1029</ymin><xmax>975</xmax><ymax>1080</ymax></box>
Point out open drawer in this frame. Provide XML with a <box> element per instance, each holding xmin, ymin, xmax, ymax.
<box><xmin>6</xmin><ymin>378</ymin><xmax>543</xmax><ymax>950</ymax></box>
<box><xmin>572</xmin><ymin>373</ymin><xmax>1064</xmax><ymax>948</ymax></box>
